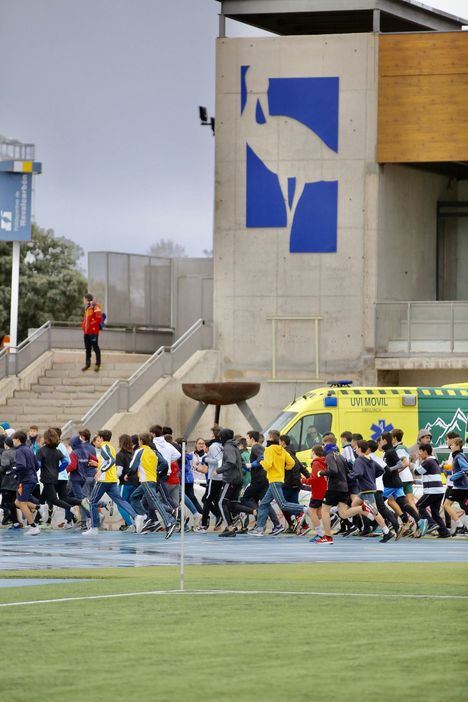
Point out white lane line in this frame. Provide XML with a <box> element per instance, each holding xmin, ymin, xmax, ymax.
<box><xmin>0</xmin><ymin>588</ymin><xmax>467</xmax><ymax>608</ymax></box>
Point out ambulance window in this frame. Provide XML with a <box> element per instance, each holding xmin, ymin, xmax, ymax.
<box><xmin>286</xmin><ymin>414</ymin><xmax>332</xmax><ymax>452</ymax></box>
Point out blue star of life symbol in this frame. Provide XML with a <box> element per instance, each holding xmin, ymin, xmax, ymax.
<box><xmin>370</xmin><ymin>419</ymin><xmax>394</xmax><ymax>441</ymax></box>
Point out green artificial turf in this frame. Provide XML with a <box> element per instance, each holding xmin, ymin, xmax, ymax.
<box><xmin>0</xmin><ymin>563</ymin><xmax>466</xmax><ymax>702</ymax></box>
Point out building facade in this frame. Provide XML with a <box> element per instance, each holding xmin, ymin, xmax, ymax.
<box><xmin>213</xmin><ymin>0</ymin><xmax>468</xmax><ymax>417</ymax></box>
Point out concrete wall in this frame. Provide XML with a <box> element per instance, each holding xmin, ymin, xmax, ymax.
<box><xmin>107</xmin><ymin>349</ymin><xmax>321</xmax><ymax>440</ymax></box>
<box><xmin>214</xmin><ymin>33</ymin><xmax>379</xmax><ymax>382</ymax></box>
<box><xmin>376</xmin><ymin>164</ymin><xmax>454</xmax><ymax>302</ymax></box>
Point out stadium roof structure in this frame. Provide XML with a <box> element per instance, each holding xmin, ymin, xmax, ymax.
<box><xmin>215</xmin><ymin>0</ymin><xmax>467</xmax><ymax>35</ymax></box>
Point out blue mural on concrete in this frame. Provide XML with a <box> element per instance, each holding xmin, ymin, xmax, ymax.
<box><xmin>290</xmin><ymin>181</ymin><xmax>338</xmax><ymax>253</ymax></box>
<box><xmin>246</xmin><ymin>145</ymin><xmax>287</xmax><ymax>228</ymax></box>
<box><xmin>242</xmin><ymin>65</ymin><xmax>339</xmax><ymax>253</ymax></box>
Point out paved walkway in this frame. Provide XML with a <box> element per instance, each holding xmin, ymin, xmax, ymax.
<box><xmin>0</xmin><ymin>529</ymin><xmax>466</xmax><ymax>570</ymax></box>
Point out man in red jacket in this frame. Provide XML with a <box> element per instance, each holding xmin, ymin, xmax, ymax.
<box><xmin>81</xmin><ymin>293</ymin><xmax>103</xmax><ymax>372</ymax></box>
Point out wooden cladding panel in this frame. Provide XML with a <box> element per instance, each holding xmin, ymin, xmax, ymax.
<box><xmin>378</xmin><ymin>32</ymin><xmax>468</xmax><ymax>163</ymax></box>
<box><xmin>380</xmin><ymin>32</ymin><xmax>468</xmax><ymax>77</ymax></box>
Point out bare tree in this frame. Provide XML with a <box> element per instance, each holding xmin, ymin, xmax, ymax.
<box><xmin>202</xmin><ymin>248</ymin><xmax>213</xmax><ymax>257</ymax></box>
<box><xmin>148</xmin><ymin>238</ymin><xmax>187</xmax><ymax>258</ymax></box>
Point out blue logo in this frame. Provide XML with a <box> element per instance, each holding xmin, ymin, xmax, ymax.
<box><xmin>241</xmin><ymin>66</ymin><xmax>339</xmax><ymax>253</ymax></box>
<box><xmin>370</xmin><ymin>420</ymin><xmax>395</xmax><ymax>441</ymax></box>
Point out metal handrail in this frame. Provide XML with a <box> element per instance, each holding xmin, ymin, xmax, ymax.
<box><xmin>0</xmin><ymin>321</ymin><xmax>52</xmax><ymax>380</ymax></box>
<box><xmin>375</xmin><ymin>300</ymin><xmax>468</xmax><ymax>356</ymax></box>
<box><xmin>0</xmin><ymin>319</ymin><xmax>175</xmax><ymax>381</ymax></box>
<box><xmin>61</xmin><ymin>319</ymin><xmax>211</xmax><ymax>436</ymax></box>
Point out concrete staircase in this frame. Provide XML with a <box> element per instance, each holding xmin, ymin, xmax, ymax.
<box><xmin>0</xmin><ymin>350</ymin><xmax>150</xmax><ymax>431</ymax></box>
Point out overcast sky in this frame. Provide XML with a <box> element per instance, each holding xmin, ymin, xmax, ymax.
<box><xmin>0</xmin><ymin>0</ymin><xmax>466</xmax><ymax>261</ymax></box>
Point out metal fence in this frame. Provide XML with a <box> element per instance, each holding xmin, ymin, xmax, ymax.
<box><xmin>61</xmin><ymin>319</ymin><xmax>213</xmax><ymax>437</ymax></box>
<box><xmin>88</xmin><ymin>252</ymin><xmax>213</xmax><ymax>338</ymax></box>
<box><xmin>375</xmin><ymin>301</ymin><xmax>468</xmax><ymax>355</ymax></box>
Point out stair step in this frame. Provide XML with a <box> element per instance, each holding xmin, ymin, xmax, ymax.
<box><xmin>6</xmin><ymin>398</ymin><xmax>93</xmax><ymax>408</ymax></box>
<box><xmin>37</xmin><ymin>376</ymin><xmax>115</xmax><ymax>387</ymax></box>
<box><xmin>45</xmin><ymin>366</ymin><xmax>142</xmax><ymax>377</ymax></box>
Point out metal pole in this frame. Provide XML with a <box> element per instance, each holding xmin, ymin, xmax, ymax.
<box><xmin>450</xmin><ymin>302</ymin><xmax>455</xmax><ymax>353</ymax></box>
<box><xmin>9</xmin><ymin>241</ymin><xmax>21</xmax><ymax>353</ymax></box>
<box><xmin>314</xmin><ymin>318</ymin><xmax>320</xmax><ymax>380</ymax></box>
<box><xmin>179</xmin><ymin>439</ymin><xmax>186</xmax><ymax>591</ymax></box>
<box><xmin>272</xmin><ymin>318</ymin><xmax>276</xmax><ymax>380</ymax></box>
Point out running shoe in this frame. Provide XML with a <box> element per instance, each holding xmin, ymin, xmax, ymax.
<box><xmin>194</xmin><ymin>525</ymin><xmax>208</xmax><ymax>533</ymax></box>
<box><xmin>82</xmin><ymin>527</ymin><xmax>99</xmax><ymax>536</ymax></box>
<box><xmin>313</xmin><ymin>535</ymin><xmax>333</xmax><ymax>545</ymax></box>
<box><xmin>361</xmin><ymin>501</ymin><xmax>377</xmax><ymax>518</ymax></box>
<box><xmin>140</xmin><ymin>520</ymin><xmax>156</xmax><ymax>533</ymax></box>
<box><xmin>426</xmin><ymin>523</ymin><xmax>439</xmax><ymax>535</ymax></box>
<box><xmin>299</xmin><ymin>526</ymin><xmax>313</xmax><ymax>536</ymax></box>
<box><xmin>141</xmin><ymin>517</ymin><xmax>154</xmax><ymax>532</ymax></box>
<box><xmin>342</xmin><ymin>524</ymin><xmax>359</xmax><ymax>537</ymax></box>
<box><xmin>218</xmin><ymin>529</ymin><xmax>236</xmax><ymax>538</ymax></box>
<box><xmin>119</xmin><ymin>524</ymin><xmax>130</xmax><ymax>531</ymax></box>
<box><xmin>81</xmin><ymin>497</ymin><xmax>90</xmax><ymax>513</ymax></box>
<box><xmin>8</xmin><ymin>523</ymin><xmax>22</xmax><ymax>530</ymax></box>
<box><xmin>294</xmin><ymin>513</ymin><xmax>306</xmax><ymax>533</ymax></box>
<box><xmin>214</xmin><ymin>516</ymin><xmax>223</xmax><ymax>530</ymax></box>
<box><xmin>379</xmin><ymin>531</ymin><xmax>394</xmax><ymax>543</ymax></box>
<box><xmin>63</xmin><ymin>521</ymin><xmax>74</xmax><ymax>530</ymax></box>
<box><xmin>247</xmin><ymin>529</ymin><xmax>265</xmax><ymax>537</ymax></box>
<box><xmin>24</xmin><ymin>525</ymin><xmax>40</xmax><ymax>536</ymax></box>
<box><xmin>309</xmin><ymin>534</ymin><xmax>323</xmax><ymax>543</ymax></box>
<box><xmin>417</xmin><ymin>518</ymin><xmax>428</xmax><ymax>537</ymax></box>
<box><xmin>270</xmin><ymin>525</ymin><xmax>285</xmax><ymax>536</ymax></box>
<box><xmin>394</xmin><ymin>523</ymin><xmax>404</xmax><ymax>541</ymax></box>
<box><xmin>134</xmin><ymin>515</ymin><xmax>145</xmax><ymax>534</ymax></box>
<box><xmin>165</xmin><ymin>522</ymin><xmax>177</xmax><ymax>540</ymax></box>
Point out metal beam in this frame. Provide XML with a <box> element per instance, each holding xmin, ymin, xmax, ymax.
<box><xmin>236</xmin><ymin>400</ymin><xmax>262</xmax><ymax>432</ymax></box>
<box><xmin>184</xmin><ymin>401</ymin><xmax>209</xmax><ymax>439</ymax></box>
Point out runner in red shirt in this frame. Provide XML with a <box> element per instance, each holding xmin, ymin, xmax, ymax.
<box><xmin>302</xmin><ymin>445</ymin><xmax>327</xmax><ymax>541</ymax></box>
<box><xmin>81</xmin><ymin>293</ymin><xmax>103</xmax><ymax>372</ymax></box>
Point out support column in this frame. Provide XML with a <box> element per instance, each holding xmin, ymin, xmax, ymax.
<box><xmin>9</xmin><ymin>240</ymin><xmax>20</xmax><ymax>352</ymax></box>
<box><xmin>373</xmin><ymin>9</ymin><xmax>381</xmax><ymax>33</ymax></box>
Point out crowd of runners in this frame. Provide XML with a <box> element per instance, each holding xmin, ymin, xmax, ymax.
<box><xmin>0</xmin><ymin>419</ymin><xmax>467</xmax><ymax>543</ymax></box>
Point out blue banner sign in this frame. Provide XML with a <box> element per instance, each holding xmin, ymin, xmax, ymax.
<box><xmin>0</xmin><ymin>170</ymin><xmax>33</xmax><ymax>241</ymax></box>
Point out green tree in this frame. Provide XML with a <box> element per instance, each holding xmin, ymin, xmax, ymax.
<box><xmin>0</xmin><ymin>223</ymin><xmax>87</xmax><ymax>343</ymax></box>
<box><xmin>148</xmin><ymin>238</ymin><xmax>187</xmax><ymax>258</ymax></box>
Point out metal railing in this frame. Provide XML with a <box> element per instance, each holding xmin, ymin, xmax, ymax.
<box><xmin>61</xmin><ymin>319</ymin><xmax>212</xmax><ymax>437</ymax></box>
<box><xmin>0</xmin><ymin>321</ymin><xmax>174</xmax><ymax>382</ymax></box>
<box><xmin>375</xmin><ymin>301</ymin><xmax>468</xmax><ymax>355</ymax></box>
<box><xmin>0</xmin><ymin>321</ymin><xmax>52</xmax><ymax>380</ymax></box>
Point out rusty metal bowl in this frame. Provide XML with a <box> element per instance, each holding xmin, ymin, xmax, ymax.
<box><xmin>182</xmin><ymin>382</ymin><xmax>260</xmax><ymax>406</ymax></box>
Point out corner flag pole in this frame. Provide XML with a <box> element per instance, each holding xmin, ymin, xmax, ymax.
<box><xmin>180</xmin><ymin>439</ymin><xmax>186</xmax><ymax>591</ymax></box>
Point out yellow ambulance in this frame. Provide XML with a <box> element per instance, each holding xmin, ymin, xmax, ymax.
<box><xmin>265</xmin><ymin>382</ymin><xmax>468</xmax><ymax>464</ymax></box>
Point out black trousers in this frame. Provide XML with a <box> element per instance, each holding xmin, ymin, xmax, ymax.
<box><xmin>84</xmin><ymin>333</ymin><xmax>101</xmax><ymax>366</ymax></box>
<box><xmin>218</xmin><ymin>483</ymin><xmax>242</xmax><ymax>526</ymax></box>
<box><xmin>185</xmin><ymin>483</ymin><xmax>203</xmax><ymax>513</ymax></box>
<box><xmin>418</xmin><ymin>493</ymin><xmax>450</xmax><ymax>535</ymax></box>
<box><xmin>42</xmin><ymin>483</ymin><xmax>83</xmax><ymax>512</ymax></box>
<box><xmin>1</xmin><ymin>489</ymin><xmax>18</xmax><ymax>524</ymax></box>
<box><xmin>376</xmin><ymin>490</ymin><xmax>399</xmax><ymax>531</ymax></box>
<box><xmin>201</xmin><ymin>479</ymin><xmax>222</xmax><ymax>527</ymax></box>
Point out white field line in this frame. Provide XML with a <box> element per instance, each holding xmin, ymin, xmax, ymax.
<box><xmin>0</xmin><ymin>589</ymin><xmax>468</xmax><ymax>608</ymax></box>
